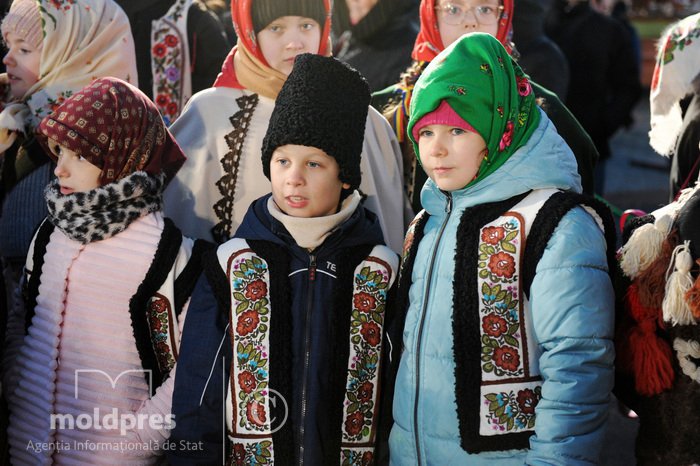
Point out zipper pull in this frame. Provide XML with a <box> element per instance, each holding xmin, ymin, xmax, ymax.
<box><xmin>309</xmin><ymin>254</ymin><xmax>316</xmax><ymax>281</ymax></box>
<box><xmin>445</xmin><ymin>193</ymin><xmax>452</xmax><ymax>214</ymax></box>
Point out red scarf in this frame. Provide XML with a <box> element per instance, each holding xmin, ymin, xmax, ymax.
<box><xmin>411</xmin><ymin>0</ymin><xmax>513</xmax><ymax>62</ymax></box>
<box><xmin>213</xmin><ymin>0</ymin><xmax>332</xmax><ymax>91</ymax></box>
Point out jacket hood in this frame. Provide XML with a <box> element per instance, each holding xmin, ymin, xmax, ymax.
<box><xmin>234</xmin><ymin>194</ymin><xmax>386</xmax><ymax>252</ymax></box>
<box><xmin>421</xmin><ymin>109</ymin><xmax>582</xmax><ymax>215</ymax></box>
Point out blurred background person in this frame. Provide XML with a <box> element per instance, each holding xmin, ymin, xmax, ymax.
<box><xmin>333</xmin><ymin>0</ymin><xmax>420</xmax><ymax>92</ymax></box>
<box><xmin>546</xmin><ymin>0</ymin><xmax>642</xmax><ymax>194</ymax></box>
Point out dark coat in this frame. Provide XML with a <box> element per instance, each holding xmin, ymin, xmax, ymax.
<box><xmin>334</xmin><ymin>0</ymin><xmax>419</xmax><ymax>93</ymax></box>
<box><xmin>546</xmin><ymin>1</ymin><xmax>641</xmax><ymax>159</ymax></box>
<box><xmin>167</xmin><ymin>195</ymin><xmax>399</xmax><ymax>465</ymax></box>
<box><xmin>513</xmin><ymin>0</ymin><xmax>570</xmax><ymax>99</ymax></box>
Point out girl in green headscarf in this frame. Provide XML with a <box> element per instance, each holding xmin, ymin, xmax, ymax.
<box><xmin>391</xmin><ymin>33</ymin><xmax>617</xmax><ymax>465</ymax></box>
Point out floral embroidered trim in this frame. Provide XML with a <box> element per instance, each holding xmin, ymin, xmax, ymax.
<box><xmin>341</xmin><ymin>448</ymin><xmax>374</xmax><ymax>465</ymax></box>
<box><xmin>662</xmin><ymin>17</ymin><xmax>700</xmax><ymax>65</ymax></box>
<box><xmin>230</xmin><ymin>440</ymin><xmax>273</xmax><ymax>465</ymax></box>
<box><xmin>477</xmin><ymin>212</ymin><xmax>542</xmax><ymax>437</ymax></box>
<box><xmin>340</xmin><ymin>257</ymin><xmax>391</xmax><ymax>461</ymax></box>
<box><xmin>212</xmin><ymin>94</ymin><xmax>259</xmax><ymax>243</ymax></box>
<box><xmin>478</xmin><ymin>217</ymin><xmax>525</xmax><ymax>378</ymax></box>
<box><xmin>228</xmin><ymin>250</ymin><xmax>272</xmax><ymax>433</ymax></box>
<box><xmin>147</xmin><ymin>292</ymin><xmax>178</xmax><ymax>374</ymax></box>
<box><xmin>151</xmin><ymin>0</ymin><xmax>189</xmax><ymax>126</ymax></box>
<box><xmin>483</xmin><ymin>385</ymin><xmax>541</xmax><ymax>433</ymax></box>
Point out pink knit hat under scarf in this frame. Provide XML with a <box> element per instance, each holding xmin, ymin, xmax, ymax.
<box><xmin>411</xmin><ymin>100</ymin><xmax>477</xmax><ymax>142</ymax></box>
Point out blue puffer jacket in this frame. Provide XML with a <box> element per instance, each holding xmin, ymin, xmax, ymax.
<box><xmin>168</xmin><ymin>194</ymin><xmax>397</xmax><ymax>465</ymax></box>
<box><xmin>389</xmin><ymin>111</ymin><xmax>615</xmax><ymax>465</ymax></box>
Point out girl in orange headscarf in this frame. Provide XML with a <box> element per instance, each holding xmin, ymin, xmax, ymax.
<box><xmin>373</xmin><ymin>0</ymin><xmax>598</xmax><ymax>212</ymax></box>
<box><xmin>164</xmin><ymin>0</ymin><xmax>410</xmax><ymax>252</ymax></box>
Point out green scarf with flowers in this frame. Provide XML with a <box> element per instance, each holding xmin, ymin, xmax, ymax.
<box><xmin>408</xmin><ymin>33</ymin><xmax>541</xmax><ymax>188</ymax></box>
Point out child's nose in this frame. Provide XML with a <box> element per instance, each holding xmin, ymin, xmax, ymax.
<box><xmin>285</xmin><ymin>35</ymin><xmax>304</xmax><ymax>51</ymax></box>
<box><xmin>54</xmin><ymin>159</ymin><xmax>67</xmax><ymax>177</ymax></box>
<box><xmin>3</xmin><ymin>50</ymin><xmax>14</xmax><ymax>67</ymax></box>
<box><xmin>463</xmin><ymin>7</ymin><xmax>479</xmax><ymax>28</ymax></box>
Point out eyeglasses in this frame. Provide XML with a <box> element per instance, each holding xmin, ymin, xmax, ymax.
<box><xmin>434</xmin><ymin>2</ymin><xmax>504</xmax><ymax>26</ymax></box>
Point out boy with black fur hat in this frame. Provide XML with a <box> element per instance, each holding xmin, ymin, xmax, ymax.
<box><xmin>168</xmin><ymin>54</ymin><xmax>399</xmax><ymax>465</ymax></box>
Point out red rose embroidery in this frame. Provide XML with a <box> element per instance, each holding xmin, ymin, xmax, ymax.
<box><xmin>246</xmin><ymin>401</ymin><xmax>266</xmax><ymax>427</ymax></box>
<box><xmin>152</xmin><ymin>42</ymin><xmax>167</xmax><ymax>58</ymax></box>
<box><xmin>150</xmin><ymin>314</ymin><xmax>163</xmax><ymax>333</ymax></box>
<box><xmin>344</xmin><ymin>411</ymin><xmax>364</xmax><ymax>437</ymax></box>
<box><xmin>244</xmin><ymin>279</ymin><xmax>267</xmax><ymax>301</ymax></box>
<box><xmin>165</xmin><ymin>34</ymin><xmax>179</xmax><ymax>47</ymax></box>
<box><xmin>232</xmin><ymin>443</ymin><xmax>246</xmax><ymax>466</ymax></box>
<box><xmin>354</xmin><ymin>292</ymin><xmax>377</xmax><ymax>313</ymax></box>
<box><xmin>482</xmin><ymin>313</ymin><xmax>508</xmax><ymax>338</ymax></box>
<box><xmin>357</xmin><ymin>381</ymin><xmax>374</xmax><ymax>403</ymax></box>
<box><xmin>493</xmin><ymin>346</ymin><xmax>520</xmax><ymax>372</ymax></box>
<box><xmin>488</xmin><ymin>252</ymin><xmax>515</xmax><ymax>278</ymax></box>
<box><xmin>516</xmin><ymin>388</ymin><xmax>539</xmax><ymax>415</ymax></box>
<box><xmin>499</xmin><ymin>121</ymin><xmax>514</xmax><ymax>151</ymax></box>
<box><xmin>238</xmin><ymin>371</ymin><xmax>257</xmax><ymax>394</ymax></box>
<box><xmin>481</xmin><ymin>226</ymin><xmax>505</xmax><ymax>245</ymax></box>
<box><xmin>166</xmin><ymin>102</ymin><xmax>179</xmax><ymax>116</ymax></box>
<box><xmin>360</xmin><ymin>322</ymin><xmax>381</xmax><ymax>346</ymax></box>
<box><xmin>361</xmin><ymin>451</ymin><xmax>373</xmax><ymax>466</ymax></box>
<box><xmin>155</xmin><ymin>94</ymin><xmax>169</xmax><ymax>107</ymax></box>
<box><xmin>516</xmin><ymin>75</ymin><xmax>532</xmax><ymax>96</ymax></box>
<box><xmin>236</xmin><ymin>310</ymin><xmax>260</xmax><ymax>336</ymax></box>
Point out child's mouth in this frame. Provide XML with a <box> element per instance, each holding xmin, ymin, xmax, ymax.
<box><xmin>60</xmin><ymin>186</ymin><xmax>74</xmax><ymax>195</ymax></box>
<box><xmin>285</xmin><ymin>196</ymin><xmax>308</xmax><ymax>208</ymax></box>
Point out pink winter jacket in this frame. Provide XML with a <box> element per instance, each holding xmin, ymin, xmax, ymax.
<box><xmin>3</xmin><ymin>212</ymin><xmax>191</xmax><ymax>465</ymax></box>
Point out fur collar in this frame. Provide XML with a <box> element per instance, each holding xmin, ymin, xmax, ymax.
<box><xmin>44</xmin><ymin>171</ymin><xmax>164</xmax><ymax>244</ymax></box>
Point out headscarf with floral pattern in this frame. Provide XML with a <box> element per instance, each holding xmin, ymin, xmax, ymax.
<box><xmin>0</xmin><ymin>0</ymin><xmax>137</xmax><ymax>153</ymax></box>
<box><xmin>408</xmin><ymin>33</ymin><xmax>540</xmax><ymax>188</ymax></box>
<box><xmin>213</xmin><ymin>0</ymin><xmax>331</xmax><ymax>99</ymax></box>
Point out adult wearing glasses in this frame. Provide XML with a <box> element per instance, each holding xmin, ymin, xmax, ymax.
<box><xmin>373</xmin><ymin>0</ymin><xmax>600</xmax><ymax>213</ymax></box>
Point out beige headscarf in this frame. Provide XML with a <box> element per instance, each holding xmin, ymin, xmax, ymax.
<box><xmin>0</xmin><ymin>0</ymin><xmax>138</xmax><ymax>152</ymax></box>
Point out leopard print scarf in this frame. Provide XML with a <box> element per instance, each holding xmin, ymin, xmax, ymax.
<box><xmin>44</xmin><ymin>171</ymin><xmax>163</xmax><ymax>244</ymax></box>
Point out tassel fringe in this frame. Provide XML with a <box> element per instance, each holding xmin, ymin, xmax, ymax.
<box><xmin>620</xmin><ymin>214</ymin><xmax>673</xmax><ymax>278</ymax></box>
<box><xmin>662</xmin><ymin>241</ymin><xmax>696</xmax><ymax>326</ymax></box>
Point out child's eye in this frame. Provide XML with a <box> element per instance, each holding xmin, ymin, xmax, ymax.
<box><xmin>419</xmin><ymin>129</ymin><xmax>434</xmax><ymax>138</ymax></box>
<box><xmin>451</xmin><ymin>128</ymin><xmax>466</xmax><ymax>135</ymax></box>
<box><xmin>307</xmin><ymin>161</ymin><xmax>320</xmax><ymax>168</ymax></box>
<box><xmin>276</xmin><ymin>158</ymin><xmax>288</xmax><ymax>166</ymax></box>
<box><xmin>268</xmin><ymin>24</ymin><xmax>282</xmax><ymax>33</ymax></box>
<box><xmin>51</xmin><ymin>144</ymin><xmax>62</xmax><ymax>156</ymax></box>
<box><xmin>301</xmin><ymin>22</ymin><xmax>316</xmax><ymax>31</ymax></box>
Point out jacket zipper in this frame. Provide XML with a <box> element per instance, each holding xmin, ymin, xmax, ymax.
<box><xmin>298</xmin><ymin>253</ymin><xmax>316</xmax><ymax>465</ymax></box>
<box><xmin>413</xmin><ymin>193</ymin><xmax>452</xmax><ymax>465</ymax></box>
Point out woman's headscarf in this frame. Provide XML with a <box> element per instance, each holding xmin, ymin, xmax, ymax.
<box><xmin>38</xmin><ymin>77</ymin><xmax>185</xmax><ymax>186</ymax></box>
<box><xmin>411</xmin><ymin>0</ymin><xmax>513</xmax><ymax>62</ymax></box>
<box><xmin>392</xmin><ymin>0</ymin><xmax>513</xmax><ymax>142</ymax></box>
<box><xmin>649</xmin><ymin>12</ymin><xmax>700</xmax><ymax>157</ymax></box>
<box><xmin>0</xmin><ymin>0</ymin><xmax>137</xmax><ymax>152</ymax></box>
<box><xmin>213</xmin><ymin>0</ymin><xmax>332</xmax><ymax>99</ymax></box>
<box><xmin>408</xmin><ymin>33</ymin><xmax>540</xmax><ymax>188</ymax></box>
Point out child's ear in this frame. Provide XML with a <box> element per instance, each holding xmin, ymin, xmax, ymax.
<box><xmin>342</xmin><ymin>182</ymin><xmax>351</xmax><ymax>190</ymax></box>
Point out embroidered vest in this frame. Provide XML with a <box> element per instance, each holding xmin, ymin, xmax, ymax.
<box><xmin>399</xmin><ymin>189</ymin><xmax>614</xmax><ymax>453</ymax></box>
<box><xmin>23</xmin><ymin>217</ymin><xmax>209</xmax><ymax>391</ymax></box>
<box><xmin>217</xmin><ymin>238</ymin><xmax>398</xmax><ymax>465</ymax></box>
<box><xmin>150</xmin><ymin>0</ymin><xmax>192</xmax><ymax>126</ymax></box>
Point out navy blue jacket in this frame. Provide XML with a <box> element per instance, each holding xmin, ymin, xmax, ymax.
<box><xmin>167</xmin><ymin>195</ymin><xmax>398</xmax><ymax>465</ymax></box>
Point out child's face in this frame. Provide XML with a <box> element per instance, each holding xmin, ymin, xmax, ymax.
<box><xmin>345</xmin><ymin>0</ymin><xmax>379</xmax><ymax>25</ymax></box>
<box><xmin>2</xmin><ymin>31</ymin><xmax>41</xmax><ymax>100</ymax></box>
<box><xmin>49</xmin><ymin>139</ymin><xmax>102</xmax><ymax>195</ymax></box>
<box><xmin>417</xmin><ymin>124</ymin><xmax>487</xmax><ymax>191</ymax></box>
<box><xmin>435</xmin><ymin>0</ymin><xmax>501</xmax><ymax>48</ymax></box>
<box><xmin>257</xmin><ymin>16</ymin><xmax>322</xmax><ymax>76</ymax></box>
<box><xmin>270</xmin><ymin>144</ymin><xmax>351</xmax><ymax>218</ymax></box>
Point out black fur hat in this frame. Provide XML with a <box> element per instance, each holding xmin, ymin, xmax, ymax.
<box><xmin>261</xmin><ymin>54</ymin><xmax>370</xmax><ymax>191</ymax></box>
